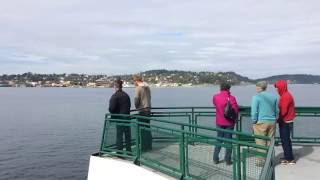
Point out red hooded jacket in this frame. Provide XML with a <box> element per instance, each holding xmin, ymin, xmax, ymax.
<box><xmin>274</xmin><ymin>80</ymin><xmax>296</xmax><ymax>122</ymax></box>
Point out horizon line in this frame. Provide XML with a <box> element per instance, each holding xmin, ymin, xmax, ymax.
<box><xmin>1</xmin><ymin>69</ymin><xmax>320</xmax><ymax>80</ymax></box>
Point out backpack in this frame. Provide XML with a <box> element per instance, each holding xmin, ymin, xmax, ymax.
<box><xmin>224</xmin><ymin>97</ymin><xmax>238</xmax><ymax>121</ymax></box>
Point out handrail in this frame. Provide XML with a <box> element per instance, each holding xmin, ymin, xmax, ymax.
<box><xmin>106</xmin><ymin>113</ymin><xmax>271</xmax><ymax>141</ymax></box>
<box><xmin>106</xmin><ymin>116</ymin><xmax>270</xmax><ymax>150</ymax></box>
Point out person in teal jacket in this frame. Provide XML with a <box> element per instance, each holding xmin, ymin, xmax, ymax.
<box><xmin>251</xmin><ymin>81</ymin><xmax>279</xmax><ymax>166</ymax></box>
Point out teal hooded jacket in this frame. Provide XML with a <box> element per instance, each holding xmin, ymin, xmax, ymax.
<box><xmin>251</xmin><ymin>91</ymin><xmax>279</xmax><ymax>123</ymax></box>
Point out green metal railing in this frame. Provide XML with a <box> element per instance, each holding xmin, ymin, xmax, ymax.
<box><xmin>97</xmin><ymin>106</ymin><xmax>320</xmax><ymax>179</ymax></box>
<box><xmin>146</xmin><ymin>106</ymin><xmax>320</xmax><ymax>144</ymax></box>
<box><xmin>98</xmin><ymin>107</ymin><xmax>275</xmax><ymax>180</ymax></box>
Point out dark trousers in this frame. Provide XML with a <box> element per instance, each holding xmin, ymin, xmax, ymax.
<box><xmin>213</xmin><ymin>125</ymin><xmax>234</xmax><ymax>162</ymax></box>
<box><xmin>279</xmin><ymin>121</ymin><xmax>294</xmax><ymax>160</ymax></box>
<box><xmin>116</xmin><ymin>125</ymin><xmax>132</xmax><ymax>152</ymax></box>
<box><xmin>138</xmin><ymin>111</ymin><xmax>152</xmax><ymax>151</ymax></box>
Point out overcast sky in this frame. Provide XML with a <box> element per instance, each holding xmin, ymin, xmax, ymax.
<box><xmin>0</xmin><ymin>0</ymin><xmax>320</xmax><ymax>78</ymax></box>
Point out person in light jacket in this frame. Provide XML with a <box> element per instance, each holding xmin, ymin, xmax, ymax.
<box><xmin>133</xmin><ymin>74</ymin><xmax>152</xmax><ymax>151</ymax></box>
<box><xmin>212</xmin><ymin>82</ymin><xmax>239</xmax><ymax>165</ymax></box>
<box><xmin>251</xmin><ymin>81</ymin><xmax>279</xmax><ymax>166</ymax></box>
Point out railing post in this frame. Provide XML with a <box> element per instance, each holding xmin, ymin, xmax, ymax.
<box><xmin>233</xmin><ymin>144</ymin><xmax>237</xmax><ymax>180</ymax></box>
<box><xmin>180</xmin><ymin>125</ymin><xmax>187</xmax><ymax>179</ymax></box>
<box><xmin>191</xmin><ymin>107</ymin><xmax>195</xmax><ymax>135</ymax></box>
<box><xmin>236</xmin><ymin>134</ymin><xmax>241</xmax><ymax>180</ymax></box>
<box><xmin>237</xmin><ymin>115</ymin><xmax>242</xmax><ymax>132</ymax></box>
<box><xmin>272</xmin><ymin>150</ymin><xmax>275</xmax><ymax>180</ymax></box>
<box><xmin>134</xmin><ymin>117</ymin><xmax>141</xmax><ymax>165</ymax></box>
<box><xmin>99</xmin><ymin>115</ymin><xmax>108</xmax><ymax>155</ymax></box>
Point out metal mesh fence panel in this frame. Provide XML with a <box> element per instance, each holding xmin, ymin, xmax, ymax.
<box><xmin>140</xmin><ymin>127</ymin><xmax>181</xmax><ymax>175</ymax></box>
<box><xmin>101</xmin><ymin>121</ymin><xmax>136</xmax><ymax>157</ymax></box>
<box><xmin>102</xmin><ymin>121</ymin><xmax>117</xmax><ymax>149</ymax></box>
<box><xmin>187</xmin><ymin>142</ymin><xmax>233</xmax><ymax>180</ymax></box>
<box><xmin>242</xmin><ymin>148</ymin><xmax>265</xmax><ymax>180</ymax></box>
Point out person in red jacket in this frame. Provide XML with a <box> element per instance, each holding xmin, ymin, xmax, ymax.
<box><xmin>274</xmin><ymin>80</ymin><xmax>296</xmax><ymax>165</ymax></box>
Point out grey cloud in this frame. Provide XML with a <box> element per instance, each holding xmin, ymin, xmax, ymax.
<box><xmin>0</xmin><ymin>0</ymin><xmax>320</xmax><ymax>77</ymax></box>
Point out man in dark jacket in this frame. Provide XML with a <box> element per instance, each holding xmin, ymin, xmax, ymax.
<box><xmin>109</xmin><ymin>78</ymin><xmax>131</xmax><ymax>152</ymax></box>
<box><xmin>275</xmin><ymin>80</ymin><xmax>296</xmax><ymax>165</ymax></box>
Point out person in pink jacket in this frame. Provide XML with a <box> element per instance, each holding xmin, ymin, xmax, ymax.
<box><xmin>212</xmin><ymin>82</ymin><xmax>239</xmax><ymax>165</ymax></box>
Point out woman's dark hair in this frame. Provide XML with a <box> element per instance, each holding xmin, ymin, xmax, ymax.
<box><xmin>220</xmin><ymin>82</ymin><xmax>231</xmax><ymax>91</ymax></box>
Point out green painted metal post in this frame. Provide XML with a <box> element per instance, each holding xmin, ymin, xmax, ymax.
<box><xmin>134</xmin><ymin>118</ymin><xmax>141</xmax><ymax>165</ymax></box>
<box><xmin>180</xmin><ymin>125</ymin><xmax>186</xmax><ymax>179</ymax></box>
<box><xmin>191</xmin><ymin>108</ymin><xmax>195</xmax><ymax>136</ymax></box>
<box><xmin>239</xmin><ymin>116</ymin><xmax>243</xmax><ymax>132</ymax></box>
<box><xmin>188</xmin><ymin>115</ymin><xmax>192</xmax><ymax>134</ymax></box>
<box><xmin>99</xmin><ymin>118</ymin><xmax>108</xmax><ymax>155</ymax></box>
<box><xmin>272</xmin><ymin>150</ymin><xmax>275</xmax><ymax>180</ymax></box>
<box><xmin>242</xmin><ymin>150</ymin><xmax>247</xmax><ymax>180</ymax></box>
<box><xmin>185</xmin><ymin>134</ymin><xmax>189</xmax><ymax>179</ymax></box>
<box><xmin>195</xmin><ymin>115</ymin><xmax>198</xmax><ymax>134</ymax></box>
<box><xmin>236</xmin><ymin>134</ymin><xmax>241</xmax><ymax>180</ymax></box>
<box><xmin>233</xmin><ymin>145</ymin><xmax>237</xmax><ymax>180</ymax></box>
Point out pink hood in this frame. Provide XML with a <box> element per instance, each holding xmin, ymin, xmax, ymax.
<box><xmin>213</xmin><ymin>90</ymin><xmax>239</xmax><ymax>126</ymax></box>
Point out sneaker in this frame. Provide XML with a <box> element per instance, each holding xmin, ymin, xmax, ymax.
<box><xmin>213</xmin><ymin>160</ymin><xmax>219</xmax><ymax>164</ymax></box>
<box><xmin>281</xmin><ymin>160</ymin><xmax>288</xmax><ymax>164</ymax></box>
<box><xmin>226</xmin><ymin>161</ymin><xmax>233</xmax><ymax>166</ymax></box>
<box><xmin>287</xmin><ymin>160</ymin><xmax>296</xmax><ymax>165</ymax></box>
<box><xmin>289</xmin><ymin>160</ymin><xmax>297</xmax><ymax>165</ymax></box>
<box><xmin>281</xmin><ymin>160</ymin><xmax>296</xmax><ymax>165</ymax></box>
<box><xmin>288</xmin><ymin>160</ymin><xmax>296</xmax><ymax>165</ymax></box>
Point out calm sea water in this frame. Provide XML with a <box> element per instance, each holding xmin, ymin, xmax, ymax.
<box><xmin>0</xmin><ymin>85</ymin><xmax>320</xmax><ymax>180</ymax></box>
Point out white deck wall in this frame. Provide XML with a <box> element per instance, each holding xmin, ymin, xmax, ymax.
<box><xmin>87</xmin><ymin>155</ymin><xmax>170</xmax><ymax>180</ymax></box>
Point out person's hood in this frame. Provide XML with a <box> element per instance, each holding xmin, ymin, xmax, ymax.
<box><xmin>137</xmin><ymin>82</ymin><xmax>149</xmax><ymax>87</ymax></box>
<box><xmin>274</xmin><ymin>80</ymin><xmax>288</xmax><ymax>96</ymax></box>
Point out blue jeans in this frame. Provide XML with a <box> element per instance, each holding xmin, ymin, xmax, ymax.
<box><xmin>279</xmin><ymin>121</ymin><xmax>294</xmax><ymax>160</ymax></box>
<box><xmin>116</xmin><ymin>125</ymin><xmax>131</xmax><ymax>152</ymax></box>
<box><xmin>213</xmin><ymin>125</ymin><xmax>234</xmax><ymax>162</ymax></box>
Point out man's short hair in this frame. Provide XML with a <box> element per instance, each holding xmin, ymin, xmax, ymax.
<box><xmin>133</xmin><ymin>74</ymin><xmax>142</xmax><ymax>82</ymax></box>
<box><xmin>256</xmin><ymin>81</ymin><xmax>268</xmax><ymax>90</ymax></box>
<box><xmin>220</xmin><ymin>82</ymin><xmax>231</xmax><ymax>91</ymax></box>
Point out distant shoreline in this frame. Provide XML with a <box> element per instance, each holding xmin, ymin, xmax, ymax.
<box><xmin>1</xmin><ymin>70</ymin><xmax>320</xmax><ymax>88</ymax></box>
<box><xmin>1</xmin><ymin>83</ymin><xmax>319</xmax><ymax>88</ymax></box>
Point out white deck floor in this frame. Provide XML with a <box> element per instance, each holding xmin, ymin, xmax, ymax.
<box><xmin>275</xmin><ymin>145</ymin><xmax>320</xmax><ymax>180</ymax></box>
<box><xmin>89</xmin><ymin>144</ymin><xmax>320</xmax><ymax>179</ymax></box>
